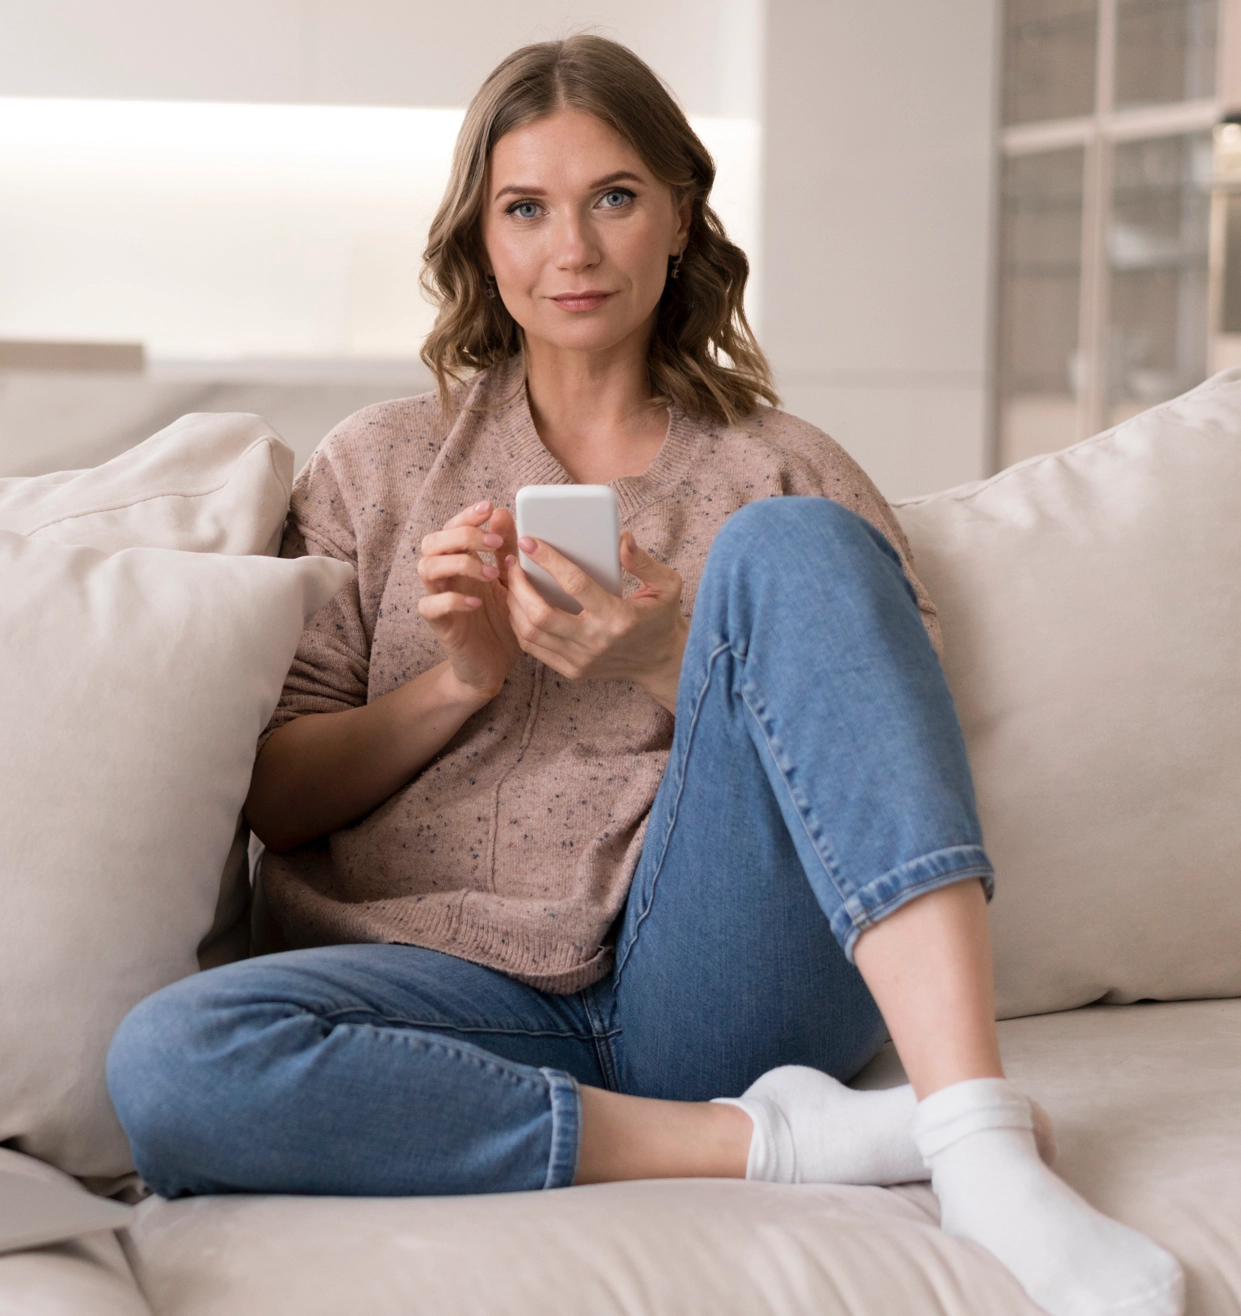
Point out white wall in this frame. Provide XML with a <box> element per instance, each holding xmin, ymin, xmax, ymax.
<box><xmin>0</xmin><ymin>0</ymin><xmax>763</xmax><ymax>117</ymax></box>
<box><xmin>760</xmin><ymin>0</ymin><xmax>998</xmax><ymax>497</ymax></box>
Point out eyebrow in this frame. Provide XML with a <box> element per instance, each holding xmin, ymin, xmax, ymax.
<box><xmin>493</xmin><ymin>170</ymin><xmax>646</xmax><ymax>202</ymax></box>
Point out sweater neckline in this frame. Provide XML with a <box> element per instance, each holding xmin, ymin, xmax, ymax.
<box><xmin>488</xmin><ymin>358</ymin><xmax>703</xmax><ymax>521</ymax></box>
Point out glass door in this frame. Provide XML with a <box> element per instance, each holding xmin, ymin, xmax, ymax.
<box><xmin>996</xmin><ymin>0</ymin><xmax>1222</xmax><ymax>468</ymax></box>
<box><xmin>997</xmin><ymin>148</ymin><xmax>1087</xmax><ymax>459</ymax></box>
<box><xmin>1107</xmin><ymin>130</ymin><xmax>1213</xmax><ymax>424</ymax></box>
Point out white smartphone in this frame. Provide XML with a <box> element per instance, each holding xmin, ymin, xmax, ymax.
<box><xmin>515</xmin><ymin>485</ymin><xmax>622</xmax><ymax>615</ymax></box>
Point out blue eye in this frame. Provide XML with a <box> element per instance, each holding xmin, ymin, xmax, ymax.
<box><xmin>510</xmin><ymin>201</ymin><xmax>540</xmax><ymax>220</ymax></box>
<box><xmin>600</xmin><ymin>189</ymin><xmax>633</xmax><ymax>209</ymax></box>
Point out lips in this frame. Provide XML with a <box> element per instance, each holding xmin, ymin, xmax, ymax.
<box><xmin>549</xmin><ymin>291</ymin><xmax>613</xmax><ymax>312</ymax></box>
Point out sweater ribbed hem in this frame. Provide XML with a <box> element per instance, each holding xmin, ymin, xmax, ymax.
<box><xmin>260</xmin><ymin>847</ymin><xmax>616</xmax><ymax>994</ymax></box>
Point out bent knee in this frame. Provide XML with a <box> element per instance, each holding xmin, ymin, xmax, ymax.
<box><xmin>712</xmin><ymin>496</ymin><xmax>889</xmax><ymax>561</ymax></box>
<box><xmin>707</xmin><ymin>498</ymin><xmax>900</xmax><ymax>590</ymax></box>
<box><xmin>106</xmin><ymin>978</ymin><xmax>228</xmax><ymax>1193</ymax></box>
<box><xmin>108</xmin><ymin>984</ymin><xmax>189</xmax><ymax>1123</ymax></box>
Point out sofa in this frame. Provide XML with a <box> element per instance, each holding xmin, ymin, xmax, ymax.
<box><xmin>1</xmin><ymin>373</ymin><xmax>1239</xmax><ymax>1316</ymax></box>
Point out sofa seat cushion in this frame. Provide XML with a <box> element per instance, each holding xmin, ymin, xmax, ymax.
<box><xmin>0</xmin><ymin>1149</ymin><xmax>152</xmax><ymax>1316</ymax></box>
<box><xmin>861</xmin><ymin>998</ymin><xmax>1241</xmax><ymax>1316</ymax></box>
<box><xmin>124</xmin><ymin>1181</ymin><xmax>1038</xmax><ymax>1316</ymax></box>
<box><xmin>122</xmin><ymin>998</ymin><xmax>1241</xmax><ymax>1316</ymax></box>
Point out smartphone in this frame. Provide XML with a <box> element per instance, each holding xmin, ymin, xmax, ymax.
<box><xmin>515</xmin><ymin>485</ymin><xmax>622</xmax><ymax>615</ymax></box>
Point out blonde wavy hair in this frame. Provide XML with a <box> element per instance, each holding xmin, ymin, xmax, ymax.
<box><xmin>419</xmin><ymin>34</ymin><xmax>779</xmax><ymax>425</ymax></box>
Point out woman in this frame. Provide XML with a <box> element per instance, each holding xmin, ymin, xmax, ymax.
<box><xmin>108</xmin><ymin>36</ymin><xmax>1181</xmax><ymax>1316</ymax></box>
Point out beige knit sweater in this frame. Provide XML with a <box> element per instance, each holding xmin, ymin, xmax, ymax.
<box><xmin>259</xmin><ymin>359</ymin><xmax>940</xmax><ymax>993</ymax></box>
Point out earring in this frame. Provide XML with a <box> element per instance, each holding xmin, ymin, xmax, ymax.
<box><xmin>485</xmin><ymin>274</ymin><xmax>497</xmax><ymax>300</ymax></box>
<box><xmin>670</xmin><ymin>253</ymin><xmax>683</xmax><ymax>280</ymax></box>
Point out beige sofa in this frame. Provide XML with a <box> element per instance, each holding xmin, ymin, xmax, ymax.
<box><xmin>1</xmin><ymin>375</ymin><xmax>1239</xmax><ymax>1316</ymax></box>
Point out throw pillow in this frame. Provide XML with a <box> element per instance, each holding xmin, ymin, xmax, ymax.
<box><xmin>895</xmin><ymin>369</ymin><xmax>1241</xmax><ymax>1018</ymax></box>
<box><xmin>0</xmin><ymin>411</ymin><xmax>293</xmax><ymax>557</ymax></box>
<box><xmin>0</xmin><ymin>412</ymin><xmax>298</xmax><ymax>972</ymax></box>
<box><xmin>0</xmin><ymin>530</ymin><xmax>352</xmax><ymax>1176</ymax></box>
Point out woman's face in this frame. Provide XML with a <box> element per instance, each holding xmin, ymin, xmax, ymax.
<box><xmin>480</xmin><ymin>108</ymin><xmax>691</xmax><ymax>358</ymax></box>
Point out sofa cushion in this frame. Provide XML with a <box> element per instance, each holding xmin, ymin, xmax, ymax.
<box><xmin>124</xmin><ymin>1182</ymin><xmax>1039</xmax><ymax>1316</ymax></box>
<box><xmin>0</xmin><ymin>412</ymin><xmax>293</xmax><ymax>557</ymax></box>
<box><xmin>0</xmin><ymin>1149</ymin><xmax>152</xmax><ymax>1316</ymax></box>
<box><xmin>894</xmin><ymin>370</ymin><xmax>1241</xmax><ymax>1018</ymax></box>
<box><xmin>121</xmin><ymin>999</ymin><xmax>1241</xmax><ymax>1316</ymax></box>
<box><xmin>0</xmin><ymin>531</ymin><xmax>353</xmax><ymax>1178</ymax></box>
<box><xmin>0</xmin><ymin>412</ymin><xmax>298</xmax><ymax>976</ymax></box>
<box><xmin>859</xmin><ymin>999</ymin><xmax>1241</xmax><ymax>1316</ymax></box>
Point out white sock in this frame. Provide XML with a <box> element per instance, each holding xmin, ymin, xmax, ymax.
<box><xmin>913</xmin><ymin>1078</ymin><xmax>1184</xmax><ymax>1316</ymax></box>
<box><xmin>713</xmin><ymin>1065</ymin><xmax>928</xmax><ymax>1185</ymax></box>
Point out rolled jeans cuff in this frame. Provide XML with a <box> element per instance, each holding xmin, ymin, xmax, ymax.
<box><xmin>834</xmin><ymin>845</ymin><xmax>995</xmax><ymax>962</ymax></box>
<box><xmin>542</xmin><ymin>1069</ymin><xmax>581</xmax><ymax>1190</ymax></box>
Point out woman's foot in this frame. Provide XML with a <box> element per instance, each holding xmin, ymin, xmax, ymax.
<box><xmin>714</xmin><ymin>1064</ymin><xmax>1054</xmax><ymax>1186</ymax></box>
<box><xmin>913</xmin><ymin>1078</ymin><xmax>1184</xmax><ymax>1316</ymax></box>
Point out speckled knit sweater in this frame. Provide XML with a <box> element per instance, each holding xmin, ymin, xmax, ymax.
<box><xmin>258</xmin><ymin>358</ymin><xmax>940</xmax><ymax>993</ymax></box>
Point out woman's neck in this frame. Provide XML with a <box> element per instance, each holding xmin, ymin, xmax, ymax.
<box><xmin>522</xmin><ymin>330</ymin><xmax>669</xmax><ymax>485</ymax></box>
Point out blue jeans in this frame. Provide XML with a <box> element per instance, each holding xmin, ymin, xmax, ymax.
<box><xmin>107</xmin><ymin>498</ymin><xmax>992</xmax><ymax>1198</ymax></box>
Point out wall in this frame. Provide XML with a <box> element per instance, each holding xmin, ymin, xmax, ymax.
<box><xmin>761</xmin><ymin>0</ymin><xmax>998</xmax><ymax>497</ymax></box>
<box><xmin>0</xmin><ymin>0</ymin><xmax>763</xmax><ymax>117</ymax></box>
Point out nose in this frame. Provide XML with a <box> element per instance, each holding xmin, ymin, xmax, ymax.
<box><xmin>552</xmin><ymin>207</ymin><xmax>601</xmax><ymax>273</ymax></box>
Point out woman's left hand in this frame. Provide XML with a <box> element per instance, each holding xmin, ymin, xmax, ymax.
<box><xmin>506</xmin><ymin>532</ymin><xmax>688</xmax><ymax>714</ymax></box>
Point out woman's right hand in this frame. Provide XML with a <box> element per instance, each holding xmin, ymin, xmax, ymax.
<box><xmin>417</xmin><ymin>501</ymin><xmax>522</xmax><ymax>700</ymax></box>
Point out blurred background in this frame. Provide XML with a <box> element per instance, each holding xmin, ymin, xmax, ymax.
<box><xmin>3</xmin><ymin>0</ymin><xmax>1241</xmax><ymax>496</ymax></box>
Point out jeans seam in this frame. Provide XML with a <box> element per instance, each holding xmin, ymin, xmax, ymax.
<box><xmin>580</xmin><ymin>988</ymin><xmax>622</xmax><ymax>1093</ymax></box>
<box><xmin>260</xmin><ymin>1012</ymin><xmax>578</xmax><ymax>1194</ymax></box>
<box><xmin>737</xmin><ymin>657</ymin><xmax>993</xmax><ymax>963</ymax></box>
<box><xmin>614</xmin><ymin>640</ymin><xmax>733</xmax><ymax>986</ymax></box>
<box><xmin>276</xmin><ymin>1009</ymin><xmax>555</xmax><ymax>1102</ymax></box>
<box><xmin>737</xmin><ymin>665</ymin><xmax>854</xmax><ymax>917</ymax></box>
<box><xmin>361</xmin><ymin>1022</ymin><xmax>553</xmax><ymax>1091</ymax></box>
<box><xmin>316</xmin><ymin>1010</ymin><xmax>596</xmax><ymax>1042</ymax></box>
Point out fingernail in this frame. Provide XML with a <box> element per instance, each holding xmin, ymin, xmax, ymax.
<box><xmin>466</xmin><ymin>596</ymin><xmax>482</xmax><ymax>608</ymax></box>
<box><xmin>518</xmin><ymin>536</ymin><xmax>537</xmax><ymax>553</ymax></box>
<box><xmin>475</xmin><ymin>501</ymin><xmax>490</xmax><ymax>513</ymax></box>
<box><xmin>482</xmin><ymin>563</ymin><xmax>499</xmax><ymax>579</ymax></box>
<box><xmin>505</xmin><ymin>554</ymin><xmax>517</xmax><ymax>567</ymax></box>
<box><xmin>483</xmin><ymin>533</ymin><xmax>503</xmax><ymax>548</ymax></box>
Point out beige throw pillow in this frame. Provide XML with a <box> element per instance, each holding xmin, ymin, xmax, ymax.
<box><xmin>0</xmin><ymin>530</ymin><xmax>352</xmax><ymax>1177</ymax></box>
<box><xmin>895</xmin><ymin>369</ymin><xmax>1241</xmax><ymax>1019</ymax></box>
<box><xmin>0</xmin><ymin>412</ymin><xmax>298</xmax><ymax>974</ymax></box>
<box><xmin>0</xmin><ymin>411</ymin><xmax>293</xmax><ymax>557</ymax></box>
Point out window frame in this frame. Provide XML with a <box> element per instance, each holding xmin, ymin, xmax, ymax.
<box><xmin>992</xmin><ymin>0</ymin><xmax>1238</xmax><ymax>465</ymax></box>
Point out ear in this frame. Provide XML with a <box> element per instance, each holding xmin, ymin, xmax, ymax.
<box><xmin>672</xmin><ymin>191</ymin><xmax>693</xmax><ymax>253</ymax></box>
